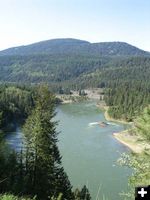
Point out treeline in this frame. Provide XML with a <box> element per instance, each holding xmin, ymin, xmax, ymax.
<box><xmin>104</xmin><ymin>81</ymin><xmax>150</xmax><ymax>121</ymax></box>
<box><xmin>0</xmin><ymin>85</ymin><xmax>91</xmax><ymax>200</ymax></box>
<box><xmin>0</xmin><ymin>85</ymin><xmax>34</xmax><ymax>128</ymax></box>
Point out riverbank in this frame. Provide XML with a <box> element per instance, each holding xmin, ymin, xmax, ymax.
<box><xmin>56</xmin><ymin>88</ymin><xmax>103</xmax><ymax>104</ymax></box>
<box><xmin>103</xmin><ymin>106</ymin><xmax>149</xmax><ymax>153</ymax></box>
<box><xmin>56</xmin><ymin>94</ymin><xmax>88</xmax><ymax>104</ymax></box>
<box><xmin>96</xmin><ymin>103</ymin><xmax>131</xmax><ymax>125</ymax></box>
<box><xmin>113</xmin><ymin>130</ymin><xmax>150</xmax><ymax>154</ymax></box>
<box><xmin>96</xmin><ymin>103</ymin><xmax>149</xmax><ymax>153</ymax></box>
<box><xmin>104</xmin><ymin>106</ymin><xmax>131</xmax><ymax>125</ymax></box>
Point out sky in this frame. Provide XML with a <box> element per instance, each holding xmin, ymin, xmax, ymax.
<box><xmin>0</xmin><ymin>0</ymin><xmax>150</xmax><ymax>51</ymax></box>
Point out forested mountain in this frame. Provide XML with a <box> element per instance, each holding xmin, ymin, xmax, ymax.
<box><xmin>0</xmin><ymin>54</ymin><xmax>150</xmax><ymax>86</ymax></box>
<box><xmin>0</xmin><ymin>54</ymin><xmax>102</xmax><ymax>82</ymax></box>
<box><xmin>0</xmin><ymin>54</ymin><xmax>112</xmax><ymax>83</ymax></box>
<box><xmin>0</xmin><ymin>38</ymin><xmax>149</xmax><ymax>56</ymax></box>
<box><xmin>0</xmin><ymin>38</ymin><xmax>149</xmax><ymax>121</ymax></box>
<box><xmin>76</xmin><ymin>56</ymin><xmax>150</xmax><ymax>88</ymax></box>
<box><xmin>0</xmin><ymin>38</ymin><xmax>149</xmax><ymax>84</ymax></box>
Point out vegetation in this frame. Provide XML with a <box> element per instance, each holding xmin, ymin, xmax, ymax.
<box><xmin>118</xmin><ymin>107</ymin><xmax>150</xmax><ymax>199</ymax></box>
<box><xmin>87</xmin><ymin>57</ymin><xmax>148</xmax><ymax>120</ymax></box>
<box><xmin>22</xmin><ymin>86</ymin><xmax>73</xmax><ymax>199</ymax></box>
<box><xmin>0</xmin><ymin>194</ymin><xmax>35</xmax><ymax>200</ymax></box>
<box><xmin>105</xmin><ymin>81</ymin><xmax>150</xmax><ymax>121</ymax></box>
<box><xmin>0</xmin><ymin>85</ymin><xmax>34</xmax><ymax>128</ymax></box>
<box><xmin>0</xmin><ymin>54</ymin><xmax>109</xmax><ymax>83</ymax></box>
<box><xmin>0</xmin><ymin>85</ymin><xmax>91</xmax><ymax>200</ymax></box>
<box><xmin>134</xmin><ymin>106</ymin><xmax>150</xmax><ymax>141</ymax></box>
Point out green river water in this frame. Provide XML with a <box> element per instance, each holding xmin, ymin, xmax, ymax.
<box><xmin>6</xmin><ymin>101</ymin><xmax>131</xmax><ymax>200</ymax></box>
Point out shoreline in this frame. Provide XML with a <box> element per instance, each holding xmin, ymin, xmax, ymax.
<box><xmin>97</xmin><ymin>103</ymin><xmax>146</xmax><ymax>153</ymax></box>
<box><xmin>103</xmin><ymin>106</ymin><xmax>131</xmax><ymax>125</ymax></box>
<box><xmin>113</xmin><ymin>130</ymin><xmax>150</xmax><ymax>154</ymax></box>
<box><xmin>56</xmin><ymin>88</ymin><xmax>103</xmax><ymax>104</ymax></box>
<box><xmin>56</xmin><ymin>94</ymin><xmax>89</xmax><ymax>104</ymax></box>
<box><xmin>113</xmin><ymin>130</ymin><xmax>140</xmax><ymax>153</ymax></box>
<box><xmin>96</xmin><ymin>103</ymin><xmax>132</xmax><ymax>124</ymax></box>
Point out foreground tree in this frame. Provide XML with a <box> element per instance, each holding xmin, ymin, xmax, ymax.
<box><xmin>79</xmin><ymin>185</ymin><xmax>91</xmax><ymax>200</ymax></box>
<box><xmin>23</xmin><ymin>86</ymin><xmax>73</xmax><ymax>200</ymax></box>
<box><xmin>74</xmin><ymin>186</ymin><xmax>91</xmax><ymax>200</ymax></box>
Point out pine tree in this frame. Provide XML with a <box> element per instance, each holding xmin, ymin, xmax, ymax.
<box><xmin>79</xmin><ymin>185</ymin><xmax>91</xmax><ymax>200</ymax></box>
<box><xmin>23</xmin><ymin>86</ymin><xmax>73</xmax><ymax>200</ymax></box>
<box><xmin>73</xmin><ymin>188</ymin><xmax>80</xmax><ymax>200</ymax></box>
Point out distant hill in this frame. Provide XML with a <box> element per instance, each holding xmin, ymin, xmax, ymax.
<box><xmin>0</xmin><ymin>38</ymin><xmax>149</xmax><ymax>56</ymax></box>
<box><xmin>0</xmin><ymin>38</ymin><xmax>150</xmax><ymax>87</ymax></box>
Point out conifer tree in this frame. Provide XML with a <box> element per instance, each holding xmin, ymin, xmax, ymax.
<box><xmin>23</xmin><ymin>86</ymin><xmax>73</xmax><ymax>200</ymax></box>
<box><xmin>79</xmin><ymin>185</ymin><xmax>91</xmax><ymax>200</ymax></box>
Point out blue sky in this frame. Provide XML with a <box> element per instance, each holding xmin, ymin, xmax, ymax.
<box><xmin>0</xmin><ymin>0</ymin><xmax>150</xmax><ymax>51</ymax></box>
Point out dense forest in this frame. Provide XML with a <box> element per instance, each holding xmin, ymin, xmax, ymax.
<box><xmin>0</xmin><ymin>55</ymin><xmax>149</xmax><ymax>85</ymax></box>
<box><xmin>76</xmin><ymin>56</ymin><xmax>150</xmax><ymax>120</ymax></box>
<box><xmin>0</xmin><ymin>85</ymin><xmax>91</xmax><ymax>200</ymax></box>
<box><xmin>0</xmin><ymin>54</ymin><xmax>110</xmax><ymax>83</ymax></box>
<box><xmin>104</xmin><ymin>81</ymin><xmax>150</xmax><ymax>121</ymax></box>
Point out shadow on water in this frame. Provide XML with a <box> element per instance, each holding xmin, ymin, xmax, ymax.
<box><xmin>5</xmin><ymin>126</ymin><xmax>24</xmax><ymax>151</ymax></box>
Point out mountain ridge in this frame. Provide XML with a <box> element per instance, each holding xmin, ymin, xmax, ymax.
<box><xmin>0</xmin><ymin>38</ymin><xmax>149</xmax><ymax>56</ymax></box>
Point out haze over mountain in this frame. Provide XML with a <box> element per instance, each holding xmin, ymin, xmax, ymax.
<box><xmin>0</xmin><ymin>38</ymin><xmax>149</xmax><ymax>56</ymax></box>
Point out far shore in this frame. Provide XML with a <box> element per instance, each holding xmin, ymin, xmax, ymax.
<box><xmin>56</xmin><ymin>88</ymin><xmax>104</xmax><ymax>104</ymax></box>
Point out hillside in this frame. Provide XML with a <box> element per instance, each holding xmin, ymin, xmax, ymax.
<box><xmin>76</xmin><ymin>56</ymin><xmax>150</xmax><ymax>86</ymax></box>
<box><xmin>0</xmin><ymin>54</ymin><xmax>110</xmax><ymax>83</ymax></box>
<box><xmin>0</xmin><ymin>38</ymin><xmax>149</xmax><ymax>56</ymax></box>
<box><xmin>0</xmin><ymin>54</ymin><xmax>150</xmax><ymax>86</ymax></box>
<box><xmin>0</xmin><ymin>38</ymin><xmax>150</xmax><ymax>85</ymax></box>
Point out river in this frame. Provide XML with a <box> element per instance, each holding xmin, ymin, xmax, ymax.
<box><xmin>6</xmin><ymin>101</ymin><xmax>131</xmax><ymax>200</ymax></box>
